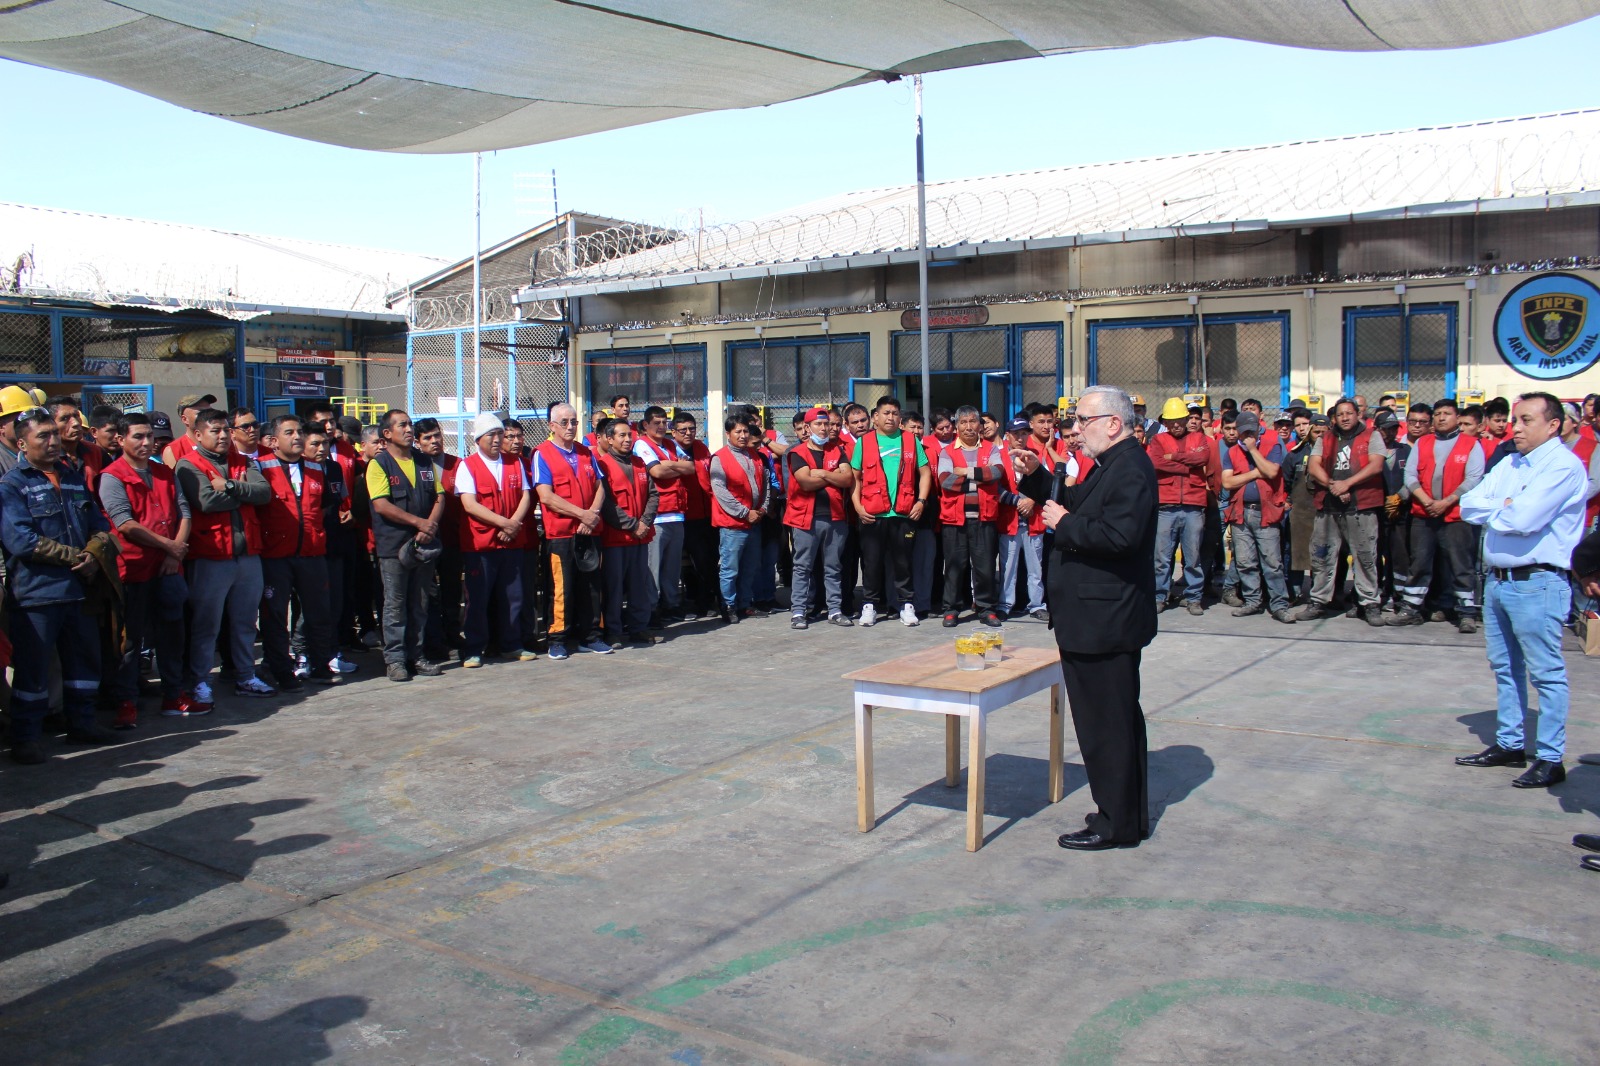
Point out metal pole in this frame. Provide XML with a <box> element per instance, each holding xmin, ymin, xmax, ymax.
<box><xmin>915</xmin><ymin>74</ymin><xmax>931</xmax><ymax>415</ymax></box>
<box><xmin>473</xmin><ymin>152</ymin><xmax>483</xmax><ymax>418</ymax></box>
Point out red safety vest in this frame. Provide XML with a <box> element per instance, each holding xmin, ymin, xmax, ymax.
<box><xmin>458</xmin><ymin>451</ymin><xmax>528</xmax><ymax>551</ymax></box>
<box><xmin>1069</xmin><ymin>451</ymin><xmax>1096</xmax><ymax>482</ymax></box>
<box><xmin>936</xmin><ymin>439</ymin><xmax>1003</xmax><ymax>527</ymax></box>
<box><xmin>681</xmin><ymin>439</ymin><xmax>712</xmax><ymax>521</ymax></box>
<box><xmin>857</xmin><ymin>430</ymin><xmax>918</xmax><ymax>516</ymax></box>
<box><xmin>103</xmin><ymin>457</ymin><xmax>179</xmax><ymax>582</ymax></box>
<box><xmin>638</xmin><ymin>435</ymin><xmax>687</xmax><ymax>515</ymax></box>
<box><xmin>1223</xmin><ymin>443</ymin><xmax>1287</xmax><ymax>525</ymax></box>
<box><xmin>1147</xmin><ymin>431</ymin><xmax>1211</xmax><ymax>507</ymax></box>
<box><xmin>184</xmin><ymin>449</ymin><xmax>262</xmax><ymax>560</ymax></box>
<box><xmin>535</xmin><ymin>439</ymin><xmax>599</xmax><ymax>540</ymax></box>
<box><xmin>65</xmin><ymin>440</ymin><xmax>106</xmax><ymax>496</ymax></box>
<box><xmin>1311</xmin><ymin>427</ymin><xmax>1386</xmax><ymax>512</ymax></box>
<box><xmin>994</xmin><ymin>449</ymin><xmax>1022</xmax><ymax>537</ymax></box>
<box><xmin>1572</xmin><ymin>433</ymin><xmax>1599</xmax><ymax>527</ymax></box>
<box><xmin>257</xmin><ymin>455</ymin><xmax>326</xmax><ymax>558</ymax></box>
<box><xmin>1411</xmin><ymin>433</ymin><xmax>1478</xmax><ymax>522</ymax></box>
<box><xmin>711</xmin><ymin>446</ymin><xmax>763</xmax><ymax>530</ymax></box>
<box><xmin>783</xmin><ymin>439</ymin><xmax>848</xmax><ymax>528</ymax></box>
<box><xmin>168</xmin><ymin>434</ymin><xmax>197</xmax><ymax>465</ymax></box>
<box><xmin>598</xmin><ymin>451</ymin><xmax>655</xmax><ymax>547</ymax></box>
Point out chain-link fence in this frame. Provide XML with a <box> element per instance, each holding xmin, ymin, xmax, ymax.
<box><xmin>727</xmin><ymin>335</ymin><xmax>867</xmax><ymax>431</ymax></box>
<box><xmin>1347</xmin><ymin>306</ymin><xmax>1455</xmax><ymax>406</ymax></box>
<box><xmin>62</xmin><ymin>315</ymin><xmax>235</xmax><ymax>377</ymax></box>
<box><xmin>0</xmin><ymin>310</ymin><xmax>52</xmax><ymax>376</ymax></box>
<box><xmin>408</xmin><ymin>324</ymin><xmax>571</xmax><ymax>454</ymax></box>
<box><xmin>1090</xmin><ymin>314</ymin><xmax>1287</xmax><ymax>408</ymax></box>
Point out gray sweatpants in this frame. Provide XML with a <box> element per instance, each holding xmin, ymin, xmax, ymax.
<box><xmin>186</xmin><ymin>555</ymin><xmax>265</xmax><ymax>687</ymax></box>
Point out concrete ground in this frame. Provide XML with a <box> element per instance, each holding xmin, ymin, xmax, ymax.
<box><xmin>2</xmin><ymin>603</ymin><xmax>1598</xmax><ymax>1065</ymax></box>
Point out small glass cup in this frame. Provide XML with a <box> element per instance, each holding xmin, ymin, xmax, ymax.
<box><xmin>982</xmin><ymin>630</ymin><xmax>1004</xmax><ymax>664</ymax></box>
<box><xmin>955</xmin><ymin>635</ymin><xmax>985</xmax><ymax>671</ymax></box>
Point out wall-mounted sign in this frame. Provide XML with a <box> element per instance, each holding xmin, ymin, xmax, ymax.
<box><xmin>83</xmin><ymin>358</ymin><xmax>132</xmax><ymax>377</ymax></box>
<box><xmin>266</xmin><ymin>364</ymin><xmax>343</xmax><ymax>398</ymax></box>
<box><xmin>1493</xmin><ymin>272</ymin><xmax>1600</xmax><ymax>381</ymax></box>
<box><xmin>277</xmin><ymin>348</ymin><xmax>336</xmax><ymax>365</ymax></box>
<box><xmin>900</xmin><ymin>305</ymin><xmax>990</xmax><ymax>330</ymax></box>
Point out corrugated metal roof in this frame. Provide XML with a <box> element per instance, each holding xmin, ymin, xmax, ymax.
<box><xmin>526</xmin><ymin>109</ymin><xmax>1600</xmax><ymax>299</ymax></box>
<box><xmin>0</xmin><ymin>202</ymin><xmax>448</xmax><ymax>318</ymax></box>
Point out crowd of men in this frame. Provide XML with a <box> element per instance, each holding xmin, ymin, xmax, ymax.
<box><xmin>1</xmin><ymin>381</ymin><xmax>1597</xmax><ymax>769</ymax></box>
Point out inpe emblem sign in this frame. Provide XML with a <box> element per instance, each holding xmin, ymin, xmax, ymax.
<box><xmin>1494</xmin><ymin>272</ymin><xmax>1600</xmax><ymax>380</ymax></box>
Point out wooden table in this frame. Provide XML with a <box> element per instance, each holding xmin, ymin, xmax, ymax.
<box><xmin>843</xmin><ymin>645</ymin><xmax>1065</xmax><ymax>852</ymax></box>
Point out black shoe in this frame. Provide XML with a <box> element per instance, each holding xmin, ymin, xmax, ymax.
<box><xmin>387</xmin><ymin>663</ymin><xmax>411</xmax><ymax>682</ymax></box>
<box><xmin>791</xmin><ymin>616</ymin><xmax>809</xmax><ymax>630</ymax></box>
<box><xmin>412</xmin><ymin>659</ymin><xmax>444</xmax><ymax>677</ymax></box>
<box><xmin>1455</xmin><ymin>744</ymin><xmax>1527</xmax><ymax>768</ymax></box>
<box><xmin>1572</xmin><ymin>833</ymin><xmax>1600</xmax><ymax>852</ymax></box>
<box><xmin>627</xmin><ymin>632</ymin><xmax>662</xmax><ymax>646</ymax></box>
<box><xmin>1057</xmin><ymin>828</ymin><xmax>1138</xmax><ymax>851</ymax></box>
<box><xmin>306</xmin><ymin>669</ymin><xmax>340</xmax><ymax>686</ymax></box>
<box><xmin>1295</xmin><ymin>603</ymin><xmax>1330</xmax><ymax>621</ymax></box>
<box><xmin>827</xmin><ymin>613</ymin><xmax>854</xmax><ymax>627</ymax></box>
<box><xmin>66</xmin><ymin>724</ymin><xmax>123</xmax><ymax>745</ymax></box>
<box><xmin>980</xmin><ymin>611</ymin><xmax>1005</xmax><ymax>628</ymax></box>
<box><xmin>1231</xmin><ymin>603</ymin><xmax>1264</xmax><ymax>617</ymax></box>
<box><xmin>1270</xmin><ymin>608</ymin><xmax>1297</xmax><ymax>624</ymax></box>
<box><xmin>1388</xmin><ymin>605</ymin><xmax>1425</xmax><ymax>626</ymax></box>
<box><xmin>1030</xmin><ymin>607</ymin><xmax>1050</xmax><ymax>622</ymax></box>
<box><xmin>941</xmin><ymin>612</ymin><xmax>959</xmax><ymax>628</ymax></box>
<box><xmin>720</xmin><ymin>606</ymin><xmax>738</xmax><ymax>624</ymax></box>
<box><xmin>1512</xmin><ymin>760</ymin><xmax>1565</xmax><ymax>788</ymax></box>
<box><xmin>8</xmin><ymin>741</ymin><xmax>46</xmax><ymax>765</ymax></box>
<box><xmin>277</xmin><ymin>678</ymin><xmax>305</xmax><ymax>693</ymax></box>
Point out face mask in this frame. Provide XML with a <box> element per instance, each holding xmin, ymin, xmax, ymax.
<box><xmin>809</xmin><ymin>432</ymin><xmax>828</xmax><ymax>447</ymax></box>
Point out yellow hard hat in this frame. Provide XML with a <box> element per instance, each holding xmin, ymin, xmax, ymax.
<box><xmin>1160</xmin><ymin>397</ymin><xmax>1190</xmax><ymax>421</ymax></box>
<box><xmin>0</xmin><ymin>385</ymin><xmax>38</xmax><ymax>417</ymax></box>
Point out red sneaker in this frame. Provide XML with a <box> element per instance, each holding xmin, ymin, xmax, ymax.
<box><xmin>114</xmin><ymin>700</ymin><xmax>138</xmax><ymax>731</ymax></box>
<box><xmin>160</xmin><ymin>696</ymin><xmax>186</xmax><ymax>717</ymax></box>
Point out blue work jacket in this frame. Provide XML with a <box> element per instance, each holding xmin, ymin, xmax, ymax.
<box><xmin>0</xmin><ymin>457</ymin><xmax>110</xmax><ymax>607</ymax></box>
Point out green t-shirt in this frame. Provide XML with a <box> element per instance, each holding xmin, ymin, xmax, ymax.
<box><xmin>850</xmin><ymin>429</ymin><xmax>928</xmax><ymax>517</ymax></box>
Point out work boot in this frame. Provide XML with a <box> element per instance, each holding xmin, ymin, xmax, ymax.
<box><xmin>1387</xmin><ymin>605</ymin><xmax>1425</xmax><ymax>626</ymax></box>
<box><xmin>1295</xmin><ymin>602</ymin><xmax>1330</xmax><ymax>621</ymax></box>
<box><xmin>1221</xmin><ymin>588</ymin><xmax>1244</xmax><ymax>608</ymax></box>
<box><xmin>1270</xmin><ymin>608</ymin><xmax>1297</xmax><ymax>624</ymax></box>
<box><xmin>1231</xmin><ymin>603</ymin><xmax>1264</xmax><ymax>617</ymax></box>
<box><xmin>1457</xmin><ymin>616</ymin><xmax>1480</xmax><ymax>635</ymax></box>
<box><xmin>387</xmin><ymin>663</ymin><xmax>411</xmax><ymax>682</ymax></box>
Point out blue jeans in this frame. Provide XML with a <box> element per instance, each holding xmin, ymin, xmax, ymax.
<box><xmin>718</xmin><ymin>526</ymin><xmax>762</xmax><ymax>610</ymax></box>
<box><xmin>997</xmin><ymin>530</ymin><xmax>1044</xmax><ymax>613</ymax></box>
<box><xmin>1155</xmin><ymin>505</ymin><xmax>1206</xmax><ymax>604</ymax></box>
<box><xmin>1229</xmin><ymin>510</ymin><xmax>1289</xmax><ymax>613</ymax></box>
<box><xmin>1483</xmin><ymin>570</ymin><xmax>1569</xmax><ymax>762</ymax></box>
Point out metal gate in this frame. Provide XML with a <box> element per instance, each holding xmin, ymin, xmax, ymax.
<box><xmin>889</xmin><ymin>323</ymin><xmax>1061</xmax><ymax>416</ymax></box>
<box><xmin>408</xmin><ymin>323</ymin><xmax>569</xmax><ymax>454</ymax></box>
<box><xmin>1344</xmin><ymin>304</ymin><xmax>1457</xmax><ymax>405</ymax></box>
<box><xmin>1088</xmin><ymin>312</ymin><xmax>1290</xmax><ymax>407</ymax></box>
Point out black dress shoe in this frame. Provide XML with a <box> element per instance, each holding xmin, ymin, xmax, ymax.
<box><xmin>1572</xmin><ymin>834</ymin><xmax>1600</xmax><ymax>852</ymax></box>
<box><xmin>8</xmin><ymin>741</ymin><xmax>46</xmax><ymax>765</ymax></box>
<box><xmin>1455</xmin><ymin>744</ymin><xmax>1527</xmax><ymax>768</ymax></box>
<box><xmin>1057</xmin><ymin>828</ymin><xmax>1138</xmax><ymax>851</ymax></box>
<box><xmin>1511</xmin><ymin>760</ymin><xmax>1565</xmax><ymax>788</ymax></box>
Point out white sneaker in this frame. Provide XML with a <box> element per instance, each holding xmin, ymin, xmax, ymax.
<box><xmin>859</xmin><ymin>604</ymin><xmax>878</xmax><ymax>627</ymax></box>
<box><xmin>900</xmin><ymin>604</ymin><xmax>920</xmax><ymax>626</ymax></box>
<box><xmin>329</xmin><ymin>655</ymin><xmax>358</xmax><ymax>674</ymax></box>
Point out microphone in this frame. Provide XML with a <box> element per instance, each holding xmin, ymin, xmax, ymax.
<box><xmin>1049</xmin><ymin>460</ymin><xmax>1068</xmax><ymax>505</ymax></box>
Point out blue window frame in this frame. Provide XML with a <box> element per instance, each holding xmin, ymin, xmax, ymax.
<box><xmin>1343</xmin><ymin>304</ymin><xmax>1457</xmax><ymax>404</ymax></box>
<box><xmin>585</xmin><ymin>343</ymin><xmax>708</xmax><ymax>428</ymax></box>
<box><xmin>888</xmin><ymin>322</ymin><xmax>1061</xmax><ymax>417</ymax></box>
<box><xmin>726</xmin><ymin>333</ymin><xmax>868</xmax><ymax>429</ymax></box>
<box><xmin>1088</xmin><ymin>311</ymin><xmax>1291</xmax><ymax>407</ymax></box>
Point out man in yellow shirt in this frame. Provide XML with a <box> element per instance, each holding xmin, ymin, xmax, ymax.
<box><xmin>366</xmin><ymin>410</ymin><xmax>446</xmax><ymax>681</ymax></box>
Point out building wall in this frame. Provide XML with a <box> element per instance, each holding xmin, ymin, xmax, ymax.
<box><xmin>565</xmin><ymin>209</ymin><xmax>1600</xmax><ymax>445</ymax></box>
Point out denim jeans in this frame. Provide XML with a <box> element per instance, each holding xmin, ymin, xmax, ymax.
<box><xmin>718</xmin><ymin>525</ymin><xmax>762</xmax><ymax>610</ymax></box>
<box><xmin>1483</xmin><ymin>570</ymin><xmax>1570</xmax><ymax>762</ymax></box>
<box><xmin>378</xmin><ymin>556</ymin><xmax>437</xmax><ymax>666</ymax></box>
<box><xmin>1154</xmin><ymin>505</ymin><xmax>1206</xmax><ymax>605</ymax></box>
<box><xmin>1229</xmin><ymin>509</ymin><xmax>1289</xmax><ymax>613</ymax></box>
<box><xmin>997</xmin><ymin>529</ymin><xmax>1044</xmax><ymax>613</ymax></box>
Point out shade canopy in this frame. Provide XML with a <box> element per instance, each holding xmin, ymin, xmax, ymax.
<box><xmin>3</xmin><ymin>1</ymin><xmax>1597</xmax><ymax>153</ymax></box>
